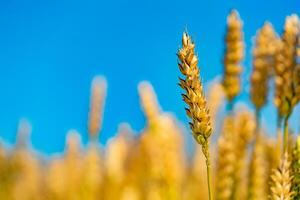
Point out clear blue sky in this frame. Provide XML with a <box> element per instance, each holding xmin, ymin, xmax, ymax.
<box><xmin>0</xmin><ymin>0</ymin><xmax>299</xmax><ymax>153</ymax></box>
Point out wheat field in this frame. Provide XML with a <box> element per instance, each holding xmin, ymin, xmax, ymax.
<box><xmin>0</xmin><ymin>9</ymin><xmax>300</xmax><ymax>200</ymax></box>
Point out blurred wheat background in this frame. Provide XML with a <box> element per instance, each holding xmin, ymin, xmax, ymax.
<box><xmin>0</xmin><ymin>1</ymin><xmax>300</xmax><ymax>200</ymax></box>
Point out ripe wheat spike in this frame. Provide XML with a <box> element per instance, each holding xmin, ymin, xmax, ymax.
<box><xmin>88</xmin><ymin>76</ymin><xmax>107</xmax><ymax>138</ymax></box>
<box><xmin>222</xmin><ymin>9</ymin><xmax>244</xmax><ymax>102</ymax></box>
<box><xmin>274</xmin><ymin>15</ymin><xmax>299</xmax><ymax>118</ymax></box>
<box><xmin>177</xmin><ymin>31</ymin><xmax>213</xmax><ymax>200</ymax></box>
<box><xmin>177</xmin><ymin>32</ymin><xmax>212</xmax><ymax>158</ymax></box>
<box><xmin>274</xmin><ymin>14</ymin><xmax>300</xmax><ymax>152</ymax></box>
<box><xmin>138</xmin><ymin>81</ymin><xmax>161</xmax><ymax>125</ymax></box>
<box><xmin>270</xmin><ymin>152</ymin><xmax>294</xmax><ymax>200</ymax></box>
<box><xmin>215</xmin><ymin>117</ymin><xmax>236</xmax><ymax>200</ymax></box>
<box><xmin>251</xmin><ymin>22</ymin><xmax>278</xmax><ymax>112</ymax></box>
<box><xmin>233</xmin><ymin>109</ymin><xmax>255</xmax><ymax>199</ymax></box>
<box><xmin>248</xmin><ymin>135</ymin><xmax>268</xmax><ymax>200</ymax></box>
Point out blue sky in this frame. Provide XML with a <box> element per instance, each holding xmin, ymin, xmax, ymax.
<box><xmin>0</xmin><ymin>0</ymin><xmax>299</xmax><ymax>153</ymax></box>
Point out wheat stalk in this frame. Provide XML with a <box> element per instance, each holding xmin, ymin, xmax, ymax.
<box><xmin>274</xmin><ymin>15</ymin><xmax>300</xmax><ymax>152</ymax></box>
<box><xmin>177</xmin><ymin>32</ymin><xmax>213</xmax><ymax>200</ymax></box>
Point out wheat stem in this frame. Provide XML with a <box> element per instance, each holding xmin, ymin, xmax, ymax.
<box><xmin>255</xmin><ymin>108</ymin><xmax>261</xmax><ymax>134</ymax></box>
<box><xmin>283</xmin><ymin>114</ymin><xmax>291</xmax><ymax>154</ymax></box>
<box><xmin>276</xmin><ymin>115</ymin><xmax>282</xmax><ymax>150</ymax></box>
<box><xmin>206</xmin><ymin>151</ymin><xmax>213</xmax><ymax>200</ymax></box>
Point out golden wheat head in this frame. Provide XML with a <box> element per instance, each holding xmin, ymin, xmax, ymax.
<box><xmin>215</xmin><ymin>117</ymin><xmax>236</xmax><ymax>200</ymax></box>
<box><xmin>274</xmin><ymin>14</ymin><xmax>300</xmax><ymax>118</ymax></box>
<box><xmin>222</xmin><ymin>9</ymin><xmax>244</xmax><ymax>102</ymax></box>
<box><xmin>270</xmin><ymin>152</ymin><xmax>294</xmax><ymax>200</ymax></box>
<box><xmin>248</xmin><ymin>135</ymin><xmax>268</xmax><ymax>200</ymax></box>
<box><xmin>177</xmin><ymin>32</ymin><xmax>212</xmax><ymax>158</ymax></box>
<box><xmin>138</xmin><ymin>81</ymin><xmax>161</xmax><ymax>124</ymax></box>
<box><xmin>88</xmin><ymin>76</ymin><xmax>107</xmax><ymax>138</ymax></box>
<box><xmin>251</xmin><ymin>22</ymin><xmax>278</xmax><ymax>111</ymax></box>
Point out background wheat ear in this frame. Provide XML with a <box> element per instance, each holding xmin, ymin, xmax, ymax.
<box><xmin>233</xmin><ymin>110</ymin><xmax>255</xmax><ymax>199</ymax></box>
<box><xmin>248</xmin><ymin>134</ymin><xmax>268</xmax><ymax>200</ymax></box>
<box><xmin>274</xmin><ymin>14</ymin><xmax>300</xmax><ymax>153</ymax></box>
<box><xmin>138</xmin><ymin>81</ymin><xmax>161</xmax><ymax>127</ymax></box>
<box><xmin>222</xmin><ymin>9</ymin><xmax>244</xmax><ymax>104</ymax></box>
<box><xmin>88</xmin><ymin>76</ymin><xmax>107</xmax><ymax>139</ymax></box>
<box><xmin>215</xmin><ymin>116</ymin><xmax>236</xmax><ymax>200</ymax></box>
<box><xmin>250</xmin><ymin>22</ymin><xmax>278</xmax><ymax>122</ymax></box>
<box><xmin>274</xmin><ymin>15</ymin><xmax>299</xmax><ymax>117</ymax></box>
<box><xmin>177</xmin><ymin>31</ymin><xmax>213</xmax><ymax>200</ymax></box>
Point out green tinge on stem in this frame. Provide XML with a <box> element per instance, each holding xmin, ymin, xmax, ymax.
<box><xmin>255</xmin><ymin>108</ymin><xmax>261</xmax><ymax>134</ymax></box>
<box><xmin>205</xmin><ymin>151</ymin><xmax>213</xmax><ymax>200</ymax></box>
<box><xmin>283</xmin><ymin>114</ymin><xmax>290</xmax><ymax>153</ymax></box>
<box><xmin>276</xmin><ymin>115</ymin><xmax>282</xmax><ymax>151</ymax></box>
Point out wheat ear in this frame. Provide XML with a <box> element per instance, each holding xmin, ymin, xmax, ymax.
<box><xmin>274</xmin><ymin>15</ymin><xmax>299</xmax><ymax>152</ymax></box>
<box><xmin>233</xmin><ymin>110</ymin><xmax>255</xmax><ymax>199</ymax></box>
<box><xmin>251</xmin><ymin>22</ymin><xmax>278</xmax><ymax>125</ymax></box>
<box><xmin>138</xmin><ymin>81</ymin><xmax>161</xmax><ymax>126</ymax></box>
<box><xmin>222</xmin><ymin>10</ymin><xmax>244</xmax><ymax>104</ymax></box>
<box><xmin>248</xmin><ymin>135</ymin><xmax>268</xmax><ymax>200</ymax></box>
<box><xmin>177</xmin><ymin>32</ymin><xmax>213</xmax><ymax>200</ymax></box>
<box><xmin>215</xmin><ymin>117</ymin><xmax>236</xmax><ymax>200</ymax></box>
<box><xmin>270</xmin><ymin>152</ymin><xmax>294</xmax><ymax>200</ymax></box>
<box><xmin>88</xmin><ymin>76</ymin><xmax>107</xmax><ymax>139</ymax></box>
